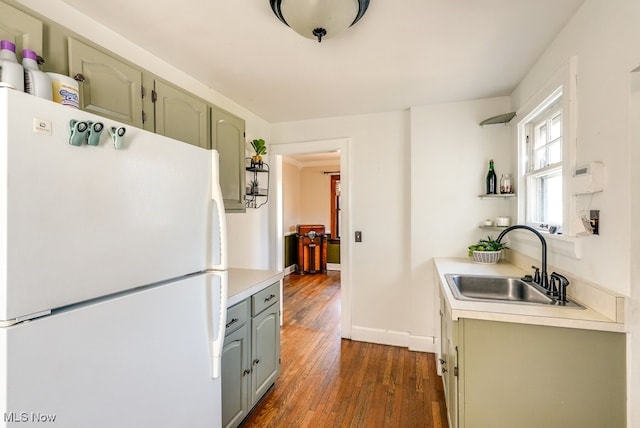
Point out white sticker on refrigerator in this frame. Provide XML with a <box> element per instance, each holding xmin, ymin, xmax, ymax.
<box><xmin>33</xmin><ymin>118</ymin><xmax>52</xmax><ymax>136</ymax></box>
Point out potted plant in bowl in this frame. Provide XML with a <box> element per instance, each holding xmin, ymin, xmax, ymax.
<box><xmin>468</xmin><ymin>236</ymin><xmax>508</xmax><ymax>264</ymax></box>
<box><xmin>250</xmin><ymin>138</ymin><xmax>267</xmax><ymax>167</ymax></box>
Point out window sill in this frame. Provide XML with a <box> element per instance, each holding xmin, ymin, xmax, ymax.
<box><xmin>505</xmin><ymin>229</ymin><xmax>589</xmax><ymax>260</ymax></box>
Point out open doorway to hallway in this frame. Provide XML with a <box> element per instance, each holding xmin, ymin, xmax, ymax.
<box><xmin>269</xmin><ymin>137</ymin><xmax>352</xmax><ymax>339</ymax></box>
<box><xmin>281</xmin><ymin>152</ymin><xmax>341</xmax><ymax>275</ymax></box>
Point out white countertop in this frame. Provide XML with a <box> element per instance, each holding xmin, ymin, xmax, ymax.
<box><xmin>227</xmin><ymin>268</ymin><xmax>284</xmax><ymax>307</ymax></box>
<box><xmin>434</xmin><ymin>258</ymin><xmax>625</xmax><ymax>333</ymax></box>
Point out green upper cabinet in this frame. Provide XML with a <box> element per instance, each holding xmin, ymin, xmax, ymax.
<box><xmin>0</xmin><ymin>2</ymin><xmax>43</xmax><ymax>58</ymax></box>
<box><xmin>153</xmin><ymin>79</ymin><xmax>209</xmax><ymax>149</ymax></box>
<box><xmin>68</xmin><ymin>38</ymin><xmax>143</xmax><ymax>127</ymax></box>
<box><xmin>211</xmin><ymin>106</ymin><xmax>246</xmax><ymax>213</ymax></box>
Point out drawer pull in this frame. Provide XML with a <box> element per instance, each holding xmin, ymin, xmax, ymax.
<box><xmin>264</xmin><ymin>294</ymin><xmax>276</xmax><ymax>302</ymax></box>
<box><xmin>225</xmin><ymin>318</ymin><xmax>239</xmax><ymax>328</ymax></box>
<box><xmin>253</xmin><ymin>358</ymin><xmax>260</xmax><ymax>366</ymax></box>
<box><xmin>243</xmin><ymin>369</ymin><xmax>251</xmax><ymax>377</ymax></box>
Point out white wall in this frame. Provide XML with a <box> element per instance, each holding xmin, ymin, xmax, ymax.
<box><xmin>14</xmin><ymin>0</ymin><xmax>273</xmax><ymax>270</ymax></box>
<box><xmin>282</xmin><ymin>159</ymin><xmax>302</xmax><ymax>235</ymax></box>
<box><xmin>272</xmin><ymin>103</ymin><xmax>512</xmax><ymax>348</ymax></box>
<box><xmin>510</xmin><ymin>0</ymin><xmax>639</xmax><ymax>295</ymax></box>
<box><xmin>410</xmin><ymin>97</ymin><xmax>513</xmax><ymax>342</ymax></box>
<box><xmin>272</xmin><ymin>111</ymin><xmax>413</xmax><ymax>338</ymax></box>
<box><xmin>299</xmin><ymin>166</ymin><xmax>334</xmax><ymax>230</ymax></box>
<box><xmin>510</xmin><ymin>1</ymin><xmax>640</xmax><ymax>424</ymax></box>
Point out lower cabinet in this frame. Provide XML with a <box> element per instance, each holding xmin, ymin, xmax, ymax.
<box><xmin>222</xmin><ymin>282</ymin><xmax>280</xmax><ymax>428</ymax></box>
<box><xmin>439</xmin><ymin>302</ymin><xmax>626</xmax><ymax>428</ymax></box>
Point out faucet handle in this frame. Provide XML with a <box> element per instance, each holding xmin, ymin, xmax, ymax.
<box><xmin>547</xmin><ymin>275</ymin><xmax>559</xmax><ymax>297</ymax></box>
<box><xmin>551</xmin><ymin>272</ymin><xmax>570</xmax><ymax>303</ymax></box>
<box><xmin>531</xmin><ymin>266</ymin><xmax>541</xmax><ymax>284</ymax></box>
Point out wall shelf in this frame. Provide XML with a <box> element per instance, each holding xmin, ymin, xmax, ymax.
<box><xmin>479</xmin><ymin>112</ymin><xmax>516</xmax><ymax>126</ymax></box>
<box><xmin>478</xmin><ymin>193</ymin><xmax>516</xmax><ymax>199</ymax></box>
<box><xmin>245</xmin><ymin>158</ymin><xmax>269</xmax><ymax>209</ymax></box>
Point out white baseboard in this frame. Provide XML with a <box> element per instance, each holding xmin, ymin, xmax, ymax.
<box><xmin>409</xmin><ymin>335</ymin><xmax>439</xmax><ymax>353</ymax></box>
<box><xmin>327</xmin><ymin>263</ymin><xmax>341</xmax><ymax>271</ymax></box>
<box><xmin>350</xmin><ymin>326</ymin><xmax>438</xmax><ymax>353</ymax></box>
<box><xmin>284</xmin><ymin>265</ymin><xmax>296</xmax><ymax>276</ymax></box>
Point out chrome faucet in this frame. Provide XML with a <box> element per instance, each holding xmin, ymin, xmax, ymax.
<box><xmin>496</xmin><ymin>225</ymin><xmax>549</xmax><ymax>292</ymax></box>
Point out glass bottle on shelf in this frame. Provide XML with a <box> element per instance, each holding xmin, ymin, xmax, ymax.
<box><xmin>500</xmin><ymin>173</ymin><xmax>513</xmax><ymax>194</ymax></box>
<box><xmin>486</xmin><ymin>159</ymin><xmax>497</xmax><ymax>194</ymax></box>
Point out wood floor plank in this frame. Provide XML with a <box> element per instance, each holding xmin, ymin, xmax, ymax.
<box><xmin>240</xmin><ymin>272</ymin><xmax>447</xmax><ymax>428</ymax></box>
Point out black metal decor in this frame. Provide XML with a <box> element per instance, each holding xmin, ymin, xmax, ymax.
<box><xmin>269</xmin><ymin>0</ymin><xmax>370</xmax><ymax>43</ymax></box>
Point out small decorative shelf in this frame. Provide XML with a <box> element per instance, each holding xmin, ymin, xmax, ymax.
<box><xmin>479</xmin><ymin>193</ymin><xmax>516</xmax><ymax>200</ymax></box>
<box><xmin>479</xmin><ymin>112</ymin><xmax>516</xmax><ymax>126</ymax></box>
<box><xmin>245</xmin><ymin>158</ymin><xmax>269</xmax><ymax>209</ymax></box>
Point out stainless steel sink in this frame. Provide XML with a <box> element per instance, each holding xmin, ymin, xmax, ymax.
<box><xmin>445</xmin><ymin>274</ymin><xmax>584</xmax><ymax>308</ymax></box>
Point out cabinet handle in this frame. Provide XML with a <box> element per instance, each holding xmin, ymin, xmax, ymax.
<box><xmin>438</xmin><ymin>358</ymin><xmax>446</xmax><ymax>365</ymax></box>
<box><xmin>253</xmin><ymin>358</ymin><xmax>260</xmax><ymax>366</ymax></box>
<box><xmin>73</xmin><ymin>73</ymin><xmax>85</xmax><ymax>83</ymax></box>
<box><xmin>442</xmin><ymin>367</ymin><xmax>448</xmax><ymax>374</ymax></box>
<box><xmin>264</xmin><ymin>294</ymin><xmax>276</xmax><ymax>302</ymax></box>
<box><xmin>225</xmin><ymin>318</ymin><xmax>239</xmax><ymax>328</ymax></box>
<box><xmin>242</xmin><ymin>369</ymin><xmax>251</xmax><ymax>377</ymax></box>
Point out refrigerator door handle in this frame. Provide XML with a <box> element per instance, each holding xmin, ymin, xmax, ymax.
<box><xmin>210</xmin><ymin>150</ymin><xmax>228</xmax><ymax>271</ymax></box>
<box><xmin>209</xmin><ymin>270</ymin><xmax>228</xmax><ymax>379</ymax></box>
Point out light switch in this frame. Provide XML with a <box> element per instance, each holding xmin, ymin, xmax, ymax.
<box><xmin>33</xmin><ymin>118</ymin><xmax>52</xmax><ymax>136</ymax></box>
<box><xmin>355</xmin><ymin>231</ymin><xmax>362</xmax><ymax>242</ymax></box>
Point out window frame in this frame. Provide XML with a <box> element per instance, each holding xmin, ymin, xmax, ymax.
<box><xmin>522</xmin><ymin>90</ymin><xmax>564</xmax><ymax>229</ymax></box>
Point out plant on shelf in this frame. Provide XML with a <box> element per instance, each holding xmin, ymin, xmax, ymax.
<box><xmin>468</xmin><ymin>236</ymin><xmax>508</xmax><ymax>264</ymax></box>
<box><xmin>250</xmin><ymin>138</ymin><xmax>267</xmax><ymax>165</ymax></box>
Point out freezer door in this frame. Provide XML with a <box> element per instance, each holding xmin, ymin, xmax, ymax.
<box><xmin>0</xmin><ymin>273</ymin><xmax>224</xmax><ymax>428</ymax></box>
<box><xmin>0</xmin><ymin>90</ymin><xmax>226</xmax><ymax>322</ymax></box>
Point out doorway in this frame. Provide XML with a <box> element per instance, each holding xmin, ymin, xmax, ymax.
<box><xmin>270</xmin><ymin>138</ymin><xmax>352</xmax><ymax>338</ymax></box>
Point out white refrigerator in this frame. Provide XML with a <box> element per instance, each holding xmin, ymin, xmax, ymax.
<box><xmin>0</xmin><ymin>88</ymin><xmax>228</xmax><ymax>427</ymax></box>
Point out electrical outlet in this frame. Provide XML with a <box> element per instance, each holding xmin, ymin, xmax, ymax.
<box><xmin>355</xmin><ymin>231</ymin><xmax>362</xmax><ymax>242</ymax></box>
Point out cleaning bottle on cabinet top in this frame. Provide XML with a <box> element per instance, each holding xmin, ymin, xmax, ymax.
<box><xmin>486</xmin><ymin>159</ymin><xmax>497</xmax><ymax>194</ymax></box>
<box><xmin>0</xmin><ymin>40</ymin><xmax>24</xmax><ymax>92</ymax></box>
<box><xmin>22</xmin><ymin>49</ymin><xmax>51</xmax><ymax>100</ymax></box>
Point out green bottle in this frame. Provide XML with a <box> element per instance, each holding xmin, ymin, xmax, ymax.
<box><xmin>486</xmin><ymin>159</ymin><xmax>497</xmax><ymax>194</ymax></box>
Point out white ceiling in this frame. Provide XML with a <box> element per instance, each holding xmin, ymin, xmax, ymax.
<box><xmin>58</xmin><ymin>0</ymin><xmax>585</xmax><ymax>123</ymax></box>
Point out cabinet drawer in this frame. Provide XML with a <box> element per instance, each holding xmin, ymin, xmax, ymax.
<box><xmin>225</xmin><ymin>300</ymin><xmax>249</xmax><ymax>336</ymax></box>
<box><xmin>251</xmin><ymin>282</ymin><xmax>279</xmax><ymax>316</ymax></box>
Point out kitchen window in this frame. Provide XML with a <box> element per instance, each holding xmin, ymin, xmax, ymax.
<box><xmin>521</xmin><ymin>87</ymin><xmax>563</xmax><ymax>230</ymax></box>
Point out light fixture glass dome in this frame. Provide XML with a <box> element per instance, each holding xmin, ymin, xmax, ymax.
<box><xmin>270</xmin><ymin>0</ymin><xmax>370</xmax><ymax>43</ymax></box>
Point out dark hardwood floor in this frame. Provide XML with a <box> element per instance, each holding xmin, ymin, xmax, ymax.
<box><xmin>240</xmin><ymin>271</ymin><xmax>448</xmax><ymax>428</ymax></box>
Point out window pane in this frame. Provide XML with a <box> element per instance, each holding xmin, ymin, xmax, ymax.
<box><xmin>548</xmin><ymin>139</ymin><xmax>562</xmax><ymax>165</ymax></box>
<box><xmin>530</xmin><ymin>172</ymin><xmax>562</xmax><ymax>225</ymax></box>
<box><xmin>535</xmin><ymin>124</ymin><xmax>547</xmax><ymax>149</ymax></box>
<box><xmin>544</xmin><ymin>174</ymin><xmax>562</xmax><ymax>224</ymax></box>
<box><xmin>534</xmin><ymin>147</ymin><xmax>546</xmax><ymax>169</ymax></box>
<box><xmin>550</xmin><ymin>113</ymin><xmax>562</xmax><ymax>140</ymax></box>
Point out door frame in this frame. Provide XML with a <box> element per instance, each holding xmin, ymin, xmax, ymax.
<box><xmin>269</xmin><ymin>138</ymin><xmax>352</xmax><ymax>339</ymax></box>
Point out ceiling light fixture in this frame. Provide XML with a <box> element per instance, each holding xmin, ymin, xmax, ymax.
<box><xmin>270</xmin><ymin>0</ymin><xmax>370</xmax><ymax>43</ymax></box>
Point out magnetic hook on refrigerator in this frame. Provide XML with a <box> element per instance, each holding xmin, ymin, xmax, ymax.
<box><xmin>109</xmin><ymin>126</ymin><xmax>126</xmax><ymax>150</ymax></box>
<box><xmin>69</xmin><ymin>119</ymin><xmax>89</xmax><ymax>146</ymax></box>
<box><xmin>86</xmin><ymin>121</ymin><xmax>104</xmax><ymax>146</ymax></box>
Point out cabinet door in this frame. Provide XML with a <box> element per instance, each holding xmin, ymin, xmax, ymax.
<box><xmin>68</xmin><ymin>38</ymin><xmax>143</xmax><ymax>127</ymax></box>
<box><xmin>211</xmin><ymin>106</ymin><xmax>246</xmax><ymax>213</ymax></box>
<box><xmin>251</xmin><ymin>303</ymin><xmax>280</xmax><ymax>405</ymax></box>
<box><xmin>459</xmin><ymin>319</ymin><xmax>626</xmax><ymax>428</ymax></box>
<box><xmin>0</xmin><ymin>3</ymin><xmax>43</xmax><ymax>57</ymax></box>
<box><xmin>440</xmin><ymin>299</ymin><xmax>458</xmax><ymax>428</ymax></box>
<box><xmin>154</xmin><ymin>79</ymin><xmax>208</xmax><ymax>148</ymax></box>
<box><xmin>222</xmin><ymin>325</ymin><xmax>250</xmax><ymax>428</ymax></box>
